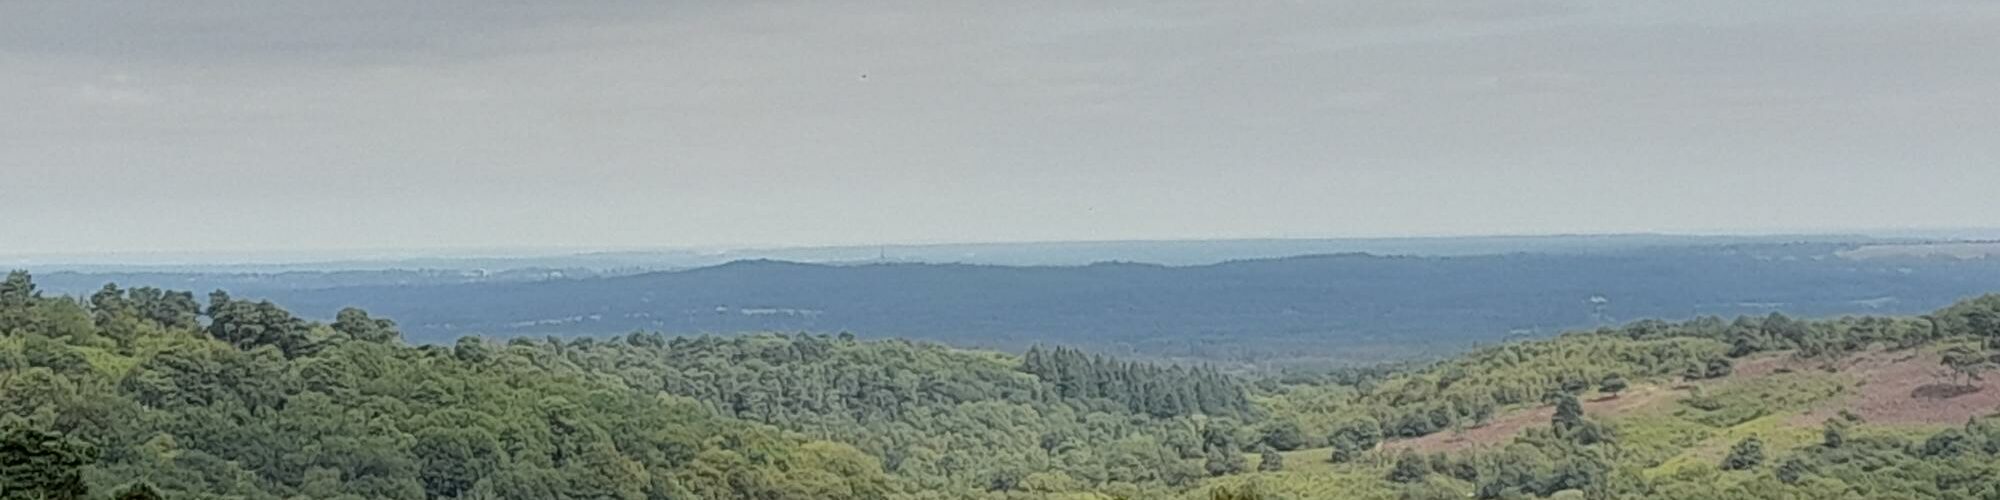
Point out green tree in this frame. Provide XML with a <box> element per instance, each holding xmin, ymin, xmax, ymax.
<box><xmin>1560</xmin><ymin>378</ymin><xmax>1590</xmax><ymax>395</ymax></box>
<box><xmin>1258</xmin><ymin>419</ymin><xmax>1307</xmax><ymax>451</ymax></box>
<box><xmin>1703</xmin><ymin>358</ymin><xmax>1734</xmax><ymax>379</ymax></box>
<box><xmin>1256</xmin><ymin>446</ymin><xmax>1284</xmax><ymax>472</ymax></box>
<box><xmin>28</xmin><ymin>298</ymin><xmax>99</xmax><ymax>345</ymax></box>
<box><xmin>128</xmin><ymin>287</ymin><xmax>200</xmax><ymax>331</ymax></box>
<box><xmin>412</xmin><ymin>427</ymin><xmax>503</xmax><ymax>499</ymax></box>
<box><xmin>1204</xmin><ymin>447</ymin><xmax>1246</xmax><ymax>477</ymax></box>
<box><xmin>204</xmin><ymin>291</ymin><xmax>319</xmax><ymax>357</ymax></box>
<box><xmin>1327</xmin><ymin>436</ymin><xmax>1361</xmax><ymax>464</ymax></box>
<box><xmin>331</xmin><ymin>308</ymin><xmax>400</xmax><ymax>344</ymax></box>
<box><xmin>21</xmin><ymin>335</ymin><xmax>89</xmax><ymax>375</ymax></box>
<box><xmin>453</xmin><ymin>337</ymin><xmax>492</xmax><ymax>363</ymax></box>
<box><xmin>88</xmin><ymin>284</ymin><xmax>135</xmax><ymax>326</ymax></box>
<box><xmin>1774</xmin><ymin>457</ymin><xmax>1811</xmax><ymax>485</ymax></box>
<box><xmin>1940</xmin><ymin>346</ymin><xmax>1994</xmax><ymax>386</ymax></box>
<box><xmin>1599</xmin><ymin>375</ymin><xmax>1628</xmax><ymax>397</ymax></box>
<box><xmin>1388</xmin><ymin>451</ymin><xmax>1427</xmax><ymax>484</ymax></box>
<box><xmin>1552</xmin><ymin>393</ymin><xmax>1585</xmax><ymax>433</ymax></box>
<box><xmin>0</xmin><ymin>271</ymin><xmax>39</xmax><ymax>334</ymax></box>
<box><xmin>0</xmin><ymin>424</ymin><xmax>97</xmax><ymax>500</ymax></box>
<box><xmin>1821</xmin><ymin>419</ymin><xmax>1847</xmax><ymax>449</ymax></box>
<box><xmin>1328</xmin><ymin>417</ymin><xmax>1382</xmax><ymax>449</ymax></box>
<box><xmin>1721</xmin><ymin>436</ymin><xmax>1764</xmax><ymax>470</ymax></box>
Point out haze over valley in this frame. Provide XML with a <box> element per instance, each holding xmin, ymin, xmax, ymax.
<box><xmin>7</xmin><ymin>0</ymin><xmax>2000</xmax><ymax>498</ymax></box>
<box><xmin>16</xmin><ymin>234</ymin><xmax>2000</xmax><ymax>367</ymax></box>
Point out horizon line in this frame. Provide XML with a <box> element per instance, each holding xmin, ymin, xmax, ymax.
<box><xmin>8</xmin><ymin>228</ymin><xmax>1999</xmax><ymax>269</ymax></box>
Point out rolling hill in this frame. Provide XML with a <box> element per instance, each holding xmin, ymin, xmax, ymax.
<box><xmin>242</xmin><ymin>245</ymin><xmax>2000</xmax><ymax>365</ymax></box>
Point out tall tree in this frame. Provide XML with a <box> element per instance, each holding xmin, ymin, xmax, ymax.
<box><xmin>0</xmin><ymin>424</ymin><xmax>97</xmax><ymax>500</ymax></box>
<box><xmin>332</xmin><ymin>308</ymin><xmax>400</xmax><ymax>344</ymax></box>
<box><xmin>1941</xmin><ymin>346</ymin><xmax>1995</xmax><ymax>386</ymax></box>
<box><xmin>0</xmin><ymin>271</ymin><xmax>38</xmax><ymax>334</ymax></box>
<box><xmin>1552</xmin><ymin>393</ymin><xmax>1585</xmax><ymax>433</ymax></box>
<box><xmin>204</xmin><ymin>291</ymin><xmax>319</xmax><ymax>357</ymax></box>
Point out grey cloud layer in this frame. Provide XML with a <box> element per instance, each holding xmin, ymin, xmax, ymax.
<box><xmin>2</xmin><ymin>0</ymin><xmax>1996</xmax><ymax>253</ymax></box>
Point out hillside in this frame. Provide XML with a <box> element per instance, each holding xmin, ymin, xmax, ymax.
<box><xmin>8</xmin><ymin>271</ymin><xmax>2000</xmax><ymax>499</ymax></box>
<box><xmin>244</xmin><ymin>246</ymin><xmax>2000</xmax><ymax>364</ymax></box>
<box><xmin>15</xmin><ymin>234</ymin><xmax>1882</xmax><ymax>275</ymax></box>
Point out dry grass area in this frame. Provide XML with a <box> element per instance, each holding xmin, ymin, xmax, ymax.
<box><xmin>1376</xmin><ymin>347</ymin><xmax>2000</xmax><ymax>455</ymax></box>
<box><xmin>1383</xmin><ymin>384</ymin><xmax>1678</xmax><ymax>453</ymax></box>
<box><xmin>1376</xmin><ymin>348</ymin><xmax>2000</xmax><ymax>454</ymax></box>
<box><xmin>1795</xmin><ymin>349</ymin><xmax>2000</xmax><ymax>426</ymax></box>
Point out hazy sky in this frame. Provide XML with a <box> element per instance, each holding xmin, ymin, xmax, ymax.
<box><xmin>4</xmin><ymin>0</ymin><xmax>1996</xmax><ymax>255</ymax></box>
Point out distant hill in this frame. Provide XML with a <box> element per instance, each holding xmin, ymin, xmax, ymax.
<box><xmin>225</xmin><ymin>243</ymin><xmax>2000</xmax><ymax>365</ymax></box>
<box><xmin>11</xmin><ymin>232</ymin><xmax>1890</xmax><ymax>274</ymax></box>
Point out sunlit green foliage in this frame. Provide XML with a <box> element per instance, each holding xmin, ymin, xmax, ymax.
<box><xmin>8</xmin><ymin>269</ymin><xmax>2000</xmax><ymax>500</ymax></box>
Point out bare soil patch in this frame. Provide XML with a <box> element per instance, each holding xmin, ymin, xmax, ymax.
<box><xmin>1381</xmin><ymin>348</ymin><xmax>2000</xmax><ymax>454</ymax></box>
<box><xmin>1794</xmin><ymin>349</ymin><xmax>2000</xmax><ymax>426</ymax></box>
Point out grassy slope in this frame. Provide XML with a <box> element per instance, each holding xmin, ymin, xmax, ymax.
<box><xmin>1205</xmin><ymin>346</ymin><xmax>2000</xmax><ymax>498</ymax></box>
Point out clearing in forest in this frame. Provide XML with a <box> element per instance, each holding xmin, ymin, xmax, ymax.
<box><xmin>1793</xmin><ymin>348</ymin><xmax>2000</xmax><ymax>426</ymax></box>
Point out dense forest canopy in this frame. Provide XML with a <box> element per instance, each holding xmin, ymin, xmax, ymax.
<box><xmin>6</xmin><ymin>269</ymin><xmax>2000</xmax><ymax>499</ymax></box>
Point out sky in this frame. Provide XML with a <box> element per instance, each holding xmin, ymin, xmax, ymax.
<box><xmin>3</xmin><ymin>0</ymin><xmax>1997</xmax><ymax>255</ymax></box>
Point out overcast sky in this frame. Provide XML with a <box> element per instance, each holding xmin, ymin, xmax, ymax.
<box><xmin>3</xmin><ymin>0</ymin><xmax>1996</xmax><ymax>255</ymax></box>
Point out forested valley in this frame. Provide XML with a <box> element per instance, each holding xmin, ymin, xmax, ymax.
<box><xmin>7</xmin><ymin>269</ymin><xmax>2000</xmax><ymax>499</ymax></box>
